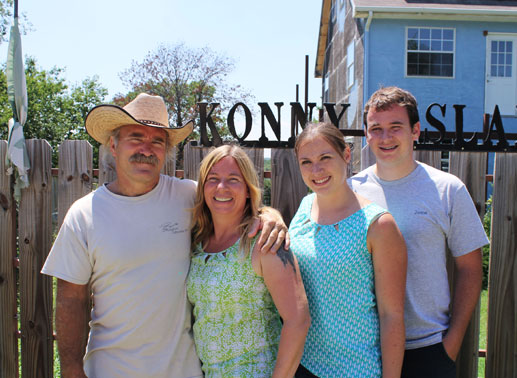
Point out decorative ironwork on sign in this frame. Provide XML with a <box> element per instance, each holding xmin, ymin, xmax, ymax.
<box><xmin>196</xmin><ymin>102</ymin><xmax>517</xmax><ymax>152</ymax></box>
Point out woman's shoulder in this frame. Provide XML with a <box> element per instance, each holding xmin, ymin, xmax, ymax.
<box><xmin>289</xmin><ymin>193</ymin><xmax>315</xmax><ymax>226</ymax></box>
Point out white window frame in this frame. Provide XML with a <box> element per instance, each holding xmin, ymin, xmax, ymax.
<box><xmin>405</xmin><ymin>26</ymin><xmax>456</xmax><ymax>79</ymax></box>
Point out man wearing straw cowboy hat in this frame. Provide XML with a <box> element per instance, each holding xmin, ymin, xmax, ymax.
<box><xmin>42</xmin><ymin>93</ymin><xmax>288</xmax><ymax>378</ymax></box>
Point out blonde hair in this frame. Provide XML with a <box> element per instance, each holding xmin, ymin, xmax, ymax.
<box><xmin>191</xmin><ymin>145</ymin><xmax>262</xmax><ymax>258</ymax></box>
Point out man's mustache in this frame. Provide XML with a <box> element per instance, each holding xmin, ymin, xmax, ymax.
<box><xmin>129</xmin><ymin>153</ymin><xmax>159</xmax><ymax>165</ymax></box>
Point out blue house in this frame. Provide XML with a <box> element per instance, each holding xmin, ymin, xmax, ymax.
<box><xmin>316</xmin><ymin>0</ymin><xmax>517</xmax><ymax>170</ymax></box>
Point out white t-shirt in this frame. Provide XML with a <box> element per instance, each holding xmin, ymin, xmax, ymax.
<box><xmin>42</xmin><ymin>175</ymin><xmax>202</xmax><ymax>378</ymax></box>
<box><xmin>349</xmin><ymin>162</ymin><xmax>489</xmax><ymax>349</ymax></box>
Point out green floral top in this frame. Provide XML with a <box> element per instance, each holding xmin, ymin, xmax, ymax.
<box><xmin>186</xmin><ymin>237</ymin><xmax>282</xmax><ymax>377</ymax></box>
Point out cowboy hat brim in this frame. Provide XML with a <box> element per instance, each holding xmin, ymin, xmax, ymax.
<box><xmin>85</xmin><ymin>104</ymin><xmax>194</xmax><ymax>147</ymax></box>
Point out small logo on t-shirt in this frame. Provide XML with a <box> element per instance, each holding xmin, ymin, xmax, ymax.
<box><xmin>414</xmin><ymin>210</ymin><xmax>428</xmax><ymax>215</ymax></box>
<box><xmin>160</xmin><ymin>222</ymin><xmax>188</xmax><ymax>234</ymax></box>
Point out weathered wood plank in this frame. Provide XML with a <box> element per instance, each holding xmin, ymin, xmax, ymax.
<box><xmin>360</xmin><ymin>144</ymin><xmax>376</xmax><ymax>171</ymax></box>
<box><xmin>57</xmin><ymin>140</ymin><xmax>94</xmax><ymax>361</ymax></box>
<box><xmin>98</xmin><ymin>145</ymin><xmax>116</xmax><ymax>186</ymax></box>
<box><xmin>270</xmin><ymin>149</ymin><xmax>307</xmax><ymax>226</ymax></box>
<box><xmin>415</xmin><ymin>150</ymin><xmax>441</xmax><ymax>169</ymax></box>
<box><xmin>0</xmin><ymin>141</ymin><xmax>18</xmax><ymax>378</ymax></box>
<box><xmin>183</xmin><ymin>143</ymin><xmax>210</xmax><ymax>181</ymax></box>
<box><xmin>486</xmin><ymin>153</ymin><xmax>517</xmax><ymax>378</ymax></box>
<box><xmin>162</xmin><ymin>146</ymin><xmax>177</xmax><ymax>177</ymax></box>
<box><xmin>449</xmin><ymin>152</ymin><xmax>487</xmax><ymax>378</ymax></box>
<box><xmin>18</xmin><ymin>140</ymin><xmax>53</xmax><ymax>378</ymax></box>
<box><xmin>57</xmin><ymin>141</ymin><xmax>93</xmax><ymax>227</ymax></box>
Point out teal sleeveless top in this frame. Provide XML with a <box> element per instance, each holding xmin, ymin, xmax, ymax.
<box><xmin>186</xmin><ymin>237</ymin><xmax>282</xmax><ymax>377</ymax></box>
<box><xmin>289</xmin><ymin>194</ymin><xmax>387</xmax><ymax>378</ymax></box>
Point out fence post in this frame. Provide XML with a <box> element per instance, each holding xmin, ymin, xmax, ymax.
<box><xmin>57</xmin><ymin>141</ymin><xmax>93</xmax><ymax>227</ymax></box>
<box><xmin>0</xmin><ymin>141</ymin><xmax>18</xmax><ymax>378</ymax></box>
<box><xmin>57</xmin><ymin>140</ymin><xmax>94</xmax><ymax>362</ymax></box>
<box><xmin>486</xmin><ymin>153</ymin><xmax>517</xmax><ymax>378</ymax></box>
<box><xmin>18</xmin><ymin>140</ymin><xmax>53</xmax><ymax>378</ymax></box>
<box><xmin>162</xmin><ymin>146</ymin><xmax>177</xmax><ymax>177</ymax></box>
<box><xmin>270</xmin><ymin>149</ymin><xmax>307</xmax><ymax>226</ymax></box>
<box><xmin>183</xmin><ymin>143</ymin><xmax>209</xmax><ymax>181</ymax></box>
<box><xmin>449</xmin><ymin>152</ymin><xmax>487</xmax><ymax>378</ymax></box>
<box><xmin>415</xmin><ymin>150</ymin><xmax>441</xmax><ymax>169</ymax></box>
<box><xmin>98</xmin><ymin>145</ymin><xmax>116</xmax><ymax>186</ymax></box>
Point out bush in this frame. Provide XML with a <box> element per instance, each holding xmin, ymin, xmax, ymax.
<box><xmin>482</xmin><ymin>196</ymin><xmax>492</xmax><ymax>290</ymax></box>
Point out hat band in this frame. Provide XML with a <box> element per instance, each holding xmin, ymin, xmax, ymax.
<box><xmin>138</xmin><ymin>119</ymin><xmax>166</xmax><ymax>127</ymax></box>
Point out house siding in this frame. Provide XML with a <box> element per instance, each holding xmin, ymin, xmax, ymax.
<box><xmin>366</xmin><ymin>18</ymin><xmax>517</xmax><ymax>133</ymax></box>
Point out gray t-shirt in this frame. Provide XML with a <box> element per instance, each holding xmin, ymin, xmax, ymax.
<box><xmin>42</xmin><ymin>175</ymin><xmax>203</xmax><ymax>378</ymax></box>
<box><xmin>349</xmin><ymin>162</ymin><xmax>489</xmax><ymax>349</ymax></box>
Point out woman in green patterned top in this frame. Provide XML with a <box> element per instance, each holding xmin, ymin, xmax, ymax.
<box><xmin>187</xmin><ymin>145</ymin><xmax>310</xmax><ymax>378</ymax></box>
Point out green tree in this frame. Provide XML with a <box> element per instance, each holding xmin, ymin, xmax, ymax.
<box><xmin>117</xmin><ymin>43</ymin><xmax>253</xmax><ymax>165</ymax></box>
<box><xmin>0</xmin><ymin>0</ymin><xmax>31</xmax><ymax>44</ymax></box>
<box><xmin>0</xmin><ymin>57</ymin><xmax>108</xmax><ymax>165</ymax></box>
<box><xmin>0</xmin><ymin>0</ymin><xmax>12</xmax><ymax>42</ymax></box>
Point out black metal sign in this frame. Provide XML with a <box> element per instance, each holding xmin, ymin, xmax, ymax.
<box><xmin>196</xmin><ymin>101</ymin><xmax>517</xmax><ymax>152</ymax></box>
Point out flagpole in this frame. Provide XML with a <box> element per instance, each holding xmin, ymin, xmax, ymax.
<box><xmin>14</xmin><ymin>0</ymin><xmax>18</xmax><ymax>18</ymax></box>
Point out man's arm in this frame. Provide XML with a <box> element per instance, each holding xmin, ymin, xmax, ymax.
<box><xmin>56</xmin><ymin>279</ymin><xmax>89</xmax><ymax>378</ymax></box>
<box><xmin>442</xmin><ymin>249</ymin><xmax>483</xmax><ymax>361</ymax></box>
<box><xmin>248</xmin><ymin>206</ymin><xmax>289</xmax><ymax>252</ymax></box>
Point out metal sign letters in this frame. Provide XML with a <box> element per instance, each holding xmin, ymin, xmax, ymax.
<box><xmin>196</xmin><ymin>102</ymin><xmax>517</xmax><ymax>152</ymax></box>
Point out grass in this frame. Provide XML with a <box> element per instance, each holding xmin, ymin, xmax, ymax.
<box><xmin>478</xmin><ymin>289</ymin><xmax>488</xmax><ymax>377</ymax></box>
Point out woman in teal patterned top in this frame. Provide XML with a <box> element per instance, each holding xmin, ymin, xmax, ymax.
<box><xmin>290</xmin><ymin>123</ymin><xmax>407</xmax><ymax>378</ymax></box>
<box><xmin>187</xmin><ymin>145</ymin><xmax>310</xmax><ymax>377</ymax></box>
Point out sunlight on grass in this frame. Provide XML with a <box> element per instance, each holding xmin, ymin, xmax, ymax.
<box><xmin>478</xmin><ymin>290</ymin><xmax>488</xmax><ymax>377</ymax></box>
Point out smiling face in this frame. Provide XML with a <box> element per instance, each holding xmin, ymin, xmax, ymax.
<box><xmin>365</xmin><ymin>105</ymin><xmax>420</xmax><ymax>180</ymax></box>
<box><xmin>109</xmin><ymin>124</ymin><xmax>167</xmax><ymax>195</ymax></box>
<box><xmin>297</xmin><ymin>135</ymin><xmax>350</xmax><ymax>198</ymax></box>
<box><xmin>203</xmin><ymin>156</ymin><xmax>250</xmax><ymax>221</ymax></box>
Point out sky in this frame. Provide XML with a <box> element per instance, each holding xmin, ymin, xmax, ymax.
<box><xmin>3</xmin><ymin>0</ymin><xmax>323</xmax><ymax>140</ymax></box>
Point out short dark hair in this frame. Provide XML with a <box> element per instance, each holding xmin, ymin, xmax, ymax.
<box><xmin>363</xmin><ymin>86</ymin><xmax>419</xmax><ymax>129</ymax></box>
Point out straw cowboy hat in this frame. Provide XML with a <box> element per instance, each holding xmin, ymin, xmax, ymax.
<box><xmin>85</xmin><ymin>93</ymin><xmax>194</xmax><ymax>146</ymax></box>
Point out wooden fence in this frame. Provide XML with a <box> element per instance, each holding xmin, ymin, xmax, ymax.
<box><xmin>0</xmin><ymin>139</ymin><xmax>516</xmax><ymax>378</ymax></box>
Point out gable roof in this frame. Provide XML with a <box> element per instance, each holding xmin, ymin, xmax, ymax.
<box><xmin>352</xmin><ymin>0</ymin><xmax>517</xmax><ymax>19</ymax></box>
<box><xmin>315</xmin><ymin>0</ymin><xmax>332</xmax><ymax>78</ymax></box>
<box><xmin>315</xmin><ymin>0</ymin><xmax>517</xmax><ymax>77</ymax></box>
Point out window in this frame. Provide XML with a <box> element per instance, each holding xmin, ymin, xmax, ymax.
<box><xmin>347</xmin><ymin>41</ymin><xmax>355</xmax><ymax>88</ymax></box>
<box><xmin>490</xmin><ymin>40</ymin><xmax>512</xmax><ymax>77</ymax></box>
<box><xmin>407</xmin><ymin>27</ymin><xmax>454</xmax><ymax>77</ymax></box>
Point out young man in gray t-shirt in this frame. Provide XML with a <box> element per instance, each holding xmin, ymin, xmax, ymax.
<box><xmin>349</xmin><ymin>87</ymin><xmax>488</xmax><ymax>378</ymax></box>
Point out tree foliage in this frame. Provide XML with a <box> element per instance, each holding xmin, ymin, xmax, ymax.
<box><xmin>0</xmin><ymin>0</ymin><xmax>31</xmax><ymax>44</ymax></box>
<box><xmin>0</xmin><ymin>0</ymin><xmax>12</xmax><ymax>43</ymax></box>
<box><xmin>117</xmin><ymin>43</ymin><xmax>253</xmax><ymax>143</ymax></box>
<box><xmin>0</xmin><ymin>57</ymin><xmax>108</xmax><ymax>165</ymax></box>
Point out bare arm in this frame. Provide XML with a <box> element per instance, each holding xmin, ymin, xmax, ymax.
<box><xmin>248</xmin><ymin>206</ymin><xmax>290</xmax><ymax>252</ymax></box>
<box><xmin>255</xmin><ymin>246</ymin><xmax>310</xmax><ymax>378</ymax></box>
<box><xmin>368</xmin><ymin>213</ymin><xmax>407</xmax><ymax>378</ymax></box>
<box><xmin>56</xmin><ymin>279</ymin><xmax>89</xmax><ymax>378</ymax></box>
<box><xmin>442</xmin><ymin>249</ymin><xmax>483</xmax><ymax>361</ymax></box>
